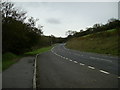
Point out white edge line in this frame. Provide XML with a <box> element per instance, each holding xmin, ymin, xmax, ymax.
<box><xmin>69</xmin><ymin>59</ymin><xmax>72</xmax><ymax>61</ymax></box>
<box><xmin>99</xmin><ymin>70</ymin><xmax>110</xmax><ymax>74</ymax></box>
<box><xmin>118</xmin><ymin>76</ymin><xmax>120</xmax><ymax>78</ymax></box>
<box><xmin>33</xmin><ymin>54</ymin><xmax>38</xmax><ymax>88</ymax></box>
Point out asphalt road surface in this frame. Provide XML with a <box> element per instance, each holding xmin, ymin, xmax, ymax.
<box><xmin>36</xmin><ymin>44</ymin><xmax>119</xmax><ymax>88</ymax></box>
<box><xmin>2</xmin><ymin>56</ymin><xmax>34</xmax><ymax>88</ymax></box>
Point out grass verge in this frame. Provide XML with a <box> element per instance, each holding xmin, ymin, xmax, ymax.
<box><xmin>24</xmin><ymin>46</ymin><xmax>53</xmax><ymax>56</ymax></box>
<box><xmin>2</xmin><ymin>52</ymin><xmax>21</xmax><ymax>71</ymax></box>
<box><xmin>2</xmin><ymin>45</ymin><xmax>53</xmax><ymax>71</ymax></box>
<box><xmin>66</xmin><ymin>29</ymin><xmax>119</xmax><ymax>56</ymax></box>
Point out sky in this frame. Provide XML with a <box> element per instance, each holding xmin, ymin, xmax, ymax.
<box><xmin>11</xmin><ymin>0</ymin><xmax>119</xmax><ymax>37</ymax></box>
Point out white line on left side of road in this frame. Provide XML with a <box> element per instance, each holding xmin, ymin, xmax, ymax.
<box><xmin>99</xmin><ymin>70</ymin><xmax>110</xmax><ymax>74</ymax></box>
<box><xmin>33</xmin><ymin>54</ymin><xmax>39</xmax><ymax>88</ymax></box>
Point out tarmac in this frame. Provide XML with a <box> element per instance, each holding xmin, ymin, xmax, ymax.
<box><xmin>2</xmin><ymin>56</ymin><xmax>35</xmax><ymax>88</ymax></box>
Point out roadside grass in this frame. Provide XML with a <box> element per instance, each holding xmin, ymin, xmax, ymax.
<box><xmin>24</xmin><ymin>45</ymin><xmax>53</xmax><ymax>56</ymax></box>
<box><xmin>2</xmin><ymin>52</ymin><xmax>21</xmax><ymax>71</ymax></box>
<box><xmin>2</xmin><ymin>45</ymin><xmax>53</xmax><ymax>71</ymax></box>
<box><xmin>66</xmin><ymin>29</ymin><xmax>119</xmax><ymax>56</ymax></box>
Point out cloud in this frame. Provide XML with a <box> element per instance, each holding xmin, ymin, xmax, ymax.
<box><xmin>46</xmin><ymin>18</ymin><xmax>61</xmax><ymax>24</ymax></box>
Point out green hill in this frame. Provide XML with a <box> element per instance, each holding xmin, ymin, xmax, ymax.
<box><xmin>66</xmin><ymin>29</ymin><xmax>119</xmax><ymax>56</ymax></box>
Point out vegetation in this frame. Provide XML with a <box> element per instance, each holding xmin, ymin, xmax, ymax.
<box><xmin>66</xmin><ymin>18</ymin><xmax>120</xmax><ymax>40</ymax></box>
<box><xmin>2</xmin><ymin>1</ymin><xmax>65</xmax><ymax>55</ymax></box>
<box><xmin>2</xmin><ymin>52</ymin><xmax>21</xmax><ymax>70</ymax></box>
<box><xmin>65</xmin><ymin>17</ymin><xmax>120</xmax><ymax>56</ymax></box>
<box><xmin>2</xmin><ymin>1</ymin><xmax>65</xmax><ymax>70</ymax></box>
<box><xmin>2</xmin><ymin>1</ymin><xmax>120</xmax><ymax>71</ymax></box>
<box><xmin>2</xmin><ymin>46</ymin><xmax>53</xmax><ymax>71</ymax></box>
<box><xmin>2</xmin><ymin>1</ymin><xmax>43</xmax><ymax>54</ymax></box>
<box><xmin>66</xmin><ymin>29</ymin><xmax>119</xmax><ymax>56</ymax></box>
<box><xmin>24</xmin><ymin>46</ymin><xmax>53</xmax><ymax>55</ymax></box>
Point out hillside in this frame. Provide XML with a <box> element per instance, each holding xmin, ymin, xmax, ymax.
<box><xmin>66</xmin><ymin>29</ymin><xmax>120</xmax><ymax>56</ymax></box>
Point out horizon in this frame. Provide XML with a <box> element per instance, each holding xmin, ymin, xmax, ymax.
<box><xmin>13</xmin><ymin>2</ymin><xmax>118</xmax><ymax>37</ymax></box>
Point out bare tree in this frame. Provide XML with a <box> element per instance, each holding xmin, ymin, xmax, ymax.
<box><xmin>65</xmin><ymin>30</ymin><xmax>77</xmax><ymax>36</ymax></box>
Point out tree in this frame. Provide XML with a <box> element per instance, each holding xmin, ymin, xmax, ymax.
<box><xmin>65</xmin><ymin>30</ymin><xmax>77</xmax><ymax>36</ymax></box>
<box><xmin>80</xmin><ymin>29</ymin><xmax>84</xmax><ymax>32</ymax></box>
<box><xmin>2</xmin><ymin>1</ymin><xmax>42</xmax><ymax>54</ymax></box>
<box><xmin>2</xmin><ymin>1</ymin><xmax>27</xmax><ymax>22</ymax></box>
<box><xmin>93</xmin><ymin>24</ymin><xmax>101</xmax><ymax>29</ymax></box>
<box><xmin>108</xmin><ymin>18</ymin><xmax>117</xmax><ymax>23</ymax></box>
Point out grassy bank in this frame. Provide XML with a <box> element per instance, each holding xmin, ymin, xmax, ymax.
<box><xmin>3</xmin><ymin>45</ymin><xmax>53</xmax><ymax>71</ymax></box>
<box><xmin>2</xmin><ymin>52</ymin><xmax>21</xmax><ymax>71</ymax></box>
<box><xmin>24</xmin><ymin>46</ymin><xmax>53</xmax><ymax>55</ymax></box>
<box><xmin>66</xmin><ymin>29</ymin><xmax>119</xmax><ymax>56</ymax></box>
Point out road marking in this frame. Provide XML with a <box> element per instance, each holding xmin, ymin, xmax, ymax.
<box><xmin>90</xmin><ymin>57</ymin><xmax>112</xmax><ymax>62</ymax></box>
<box><xmin>63</xmin><ymin>57</ymin><xmax>66</xmax><ymax>59</ymax></box>
<box><xmin>66</xmin><ymin>58</ymin><xmax>68</xmax><ymax>60</ymax></box>
<box><xmin>33</xmin><ymin>54</ymin><xmax>38</xmax><ymax>88</ymax></box>
<box><xmin>100</xmin><ymin>58</ymin><xmax>112</xmax><ymax>62</ymax></box>
<box><xmin>63</xmin><ymin>46</ymin><xmax>66</xmax><ymax>50</ymax></box>
<box><xmin>60</xmin><ymin>56</ymin><xmax>62</xmax><ymax>58</ymax></box>
<box><xmin>51</xmin><ymin>49</ymin><xmax>53</xmax><ymax>52</ymax></box>
<box><xmin>90</xmin><ymin>56</ymin><xmax>96</xmax><ymax>59</ymax></box>
<box><xmin>88</xmin><ymin>66</ymin><xmax>95</xmax><ymax>69</ymax></box>
<box><xmin>55</xmin><ymin>53</ymin><xmax>57</xmax><ymax>55</ymax></box>
<box><xmin>99</xmin><ymin>70</ymin><xmax>110</xmax><ymax>74</ymax></box>
<box><xmin>51</xmin><ymin>48</ymin><xmax>115</xmax><ymax>77</ymax></box>
<box><xmin>118</xmin><ymin>77</ymin><xmax>120</xmax><ymax>79</ymax></box>
<box><xmin>80</xmin><ymin>63</ymin><xmax>85</xmax><ymax>66</ymax></box>
<box><xmin>74</xmin><ymin>61</ymin><xmax>78</xmax><ymax>63</ymax></box>
<box><xmin>58</xmin><ymin>54</ymin><xmax>60</xmax><ymax>56</ymax></box>
<box><xmin>51</xmin><ymin>47</ymin><xmax>54</xmax><ymax>51</ymax></box>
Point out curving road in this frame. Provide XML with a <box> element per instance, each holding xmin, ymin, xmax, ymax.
<box><xmin>36</xmin><ymin>44</ymin><xmax>119</xmax><ymax>88</ymax></box>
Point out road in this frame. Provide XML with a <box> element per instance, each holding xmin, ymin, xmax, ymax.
<box><xmin>2</xmin><ymin>56</ymin><xmax>34</xmax><ymax>88</ymax></box>
<box><xmin>36</xmin><ymin>44</ymin><xmax>119</xmax><ymax>88</ymax></box>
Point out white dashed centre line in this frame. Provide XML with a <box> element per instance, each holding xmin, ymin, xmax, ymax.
<box><xmin>88</xmin><ymin>66</ymin><xmax>95</xmax><ymax>69</ymax></box>
<box><xmin>66</xmin><ymin>58</ymin><xmax>68</xmax><ymax>60</ymax></box>
<box><xmin>80</xmin><ymin>63</ymin><xmax>85</xmax><ymax>66</ymax></box>
<box><xmin>74</xmin><ymin>61</ymin><xmax>78</xmax><ymax>63</ymax></box>
<box><xmin>51</xmin><ymin>48</ymin><xmax>118</xmax><ymax>78</ymax></box>
<box><xmin>59</xmin><ymin>55</ymin><xmax>62</xmax><ymax>57</ymax></box>
<box><xmin>99</xmin><ymin>70</ymin><xmax>110</xmax><ymax>74</ymax></box>
<box><xmin>63</xmin><ymin>57</ymin><xmax>66</xmax><ymax>59</ymax></box>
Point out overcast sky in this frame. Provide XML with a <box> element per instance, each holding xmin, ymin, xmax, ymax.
<box><xmin>13</xmin><ymin>1</ymin><xmax>118</xmax><ymax>37</ymax></box>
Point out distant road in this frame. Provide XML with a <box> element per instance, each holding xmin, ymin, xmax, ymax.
<box><xmin>36</xmin><ymin>44</ymin><xmax>119</xmax><ymax>88</ymax></box>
